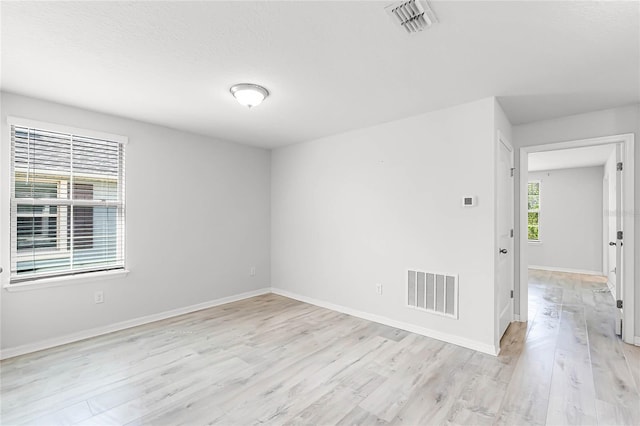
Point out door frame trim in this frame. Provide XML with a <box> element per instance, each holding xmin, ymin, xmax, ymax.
<box><xmin>519</xmin><ymin>133</ymin><xmax>635</xmax><ymax>344</ymax></box>
<box><xmin>495</xmin><ymin>130</ymin><xmax>514</xmax><ymax>349</ymax></box>
<box><xmin>603</xmin><ymin>174</ymin><xmax>609</xmax><ymax>276</ymax></box>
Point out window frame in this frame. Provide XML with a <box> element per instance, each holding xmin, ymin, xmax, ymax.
<box><xmin>5</xmin><ymin>116</ymin><xmax>128</xmax><ymax>287</ymax></box>
<box><xmin>527</xmin><ymin>179</ymin><xmax>541</xmax><ymax>243</ymax></box>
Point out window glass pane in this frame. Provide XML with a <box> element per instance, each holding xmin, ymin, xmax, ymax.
<box><xmin>73</xmin><ymin>206</ymin><xmax>94</xmax><ymax>249</ymax></box>
<box><xmin>13</xmin><ymin>128</ymin><xmax>71</xmax><ymax>174</ymax></box>
<box><xmin>15</xmin><ymin>181</ymin><xmax>59</xmax><ymax>199</ymax></box>
<box><xmin>528</xmin><ymin>181</ymin><xmax>541</xmax><ymax>240</ymax></box>
<box><xmin>17</xmin><ymin>215</ymin><xmax>58</xmax><ymax>250</ymax></box>
<box><xmin>528</xmin><ymin>212</ymin><xmax>539</xmax><ymax>240</ymax></box>
<box><xmin>17</xmin><ymin>204</ymin><xmax>57</xmax><ymax>215</ymax></box>
<box><xmin>72</xmin><ymin>135</ymin><xmax>120</xmax><ymax>177</ymax></box>
<box><xmin>17</xmin><ymin>255</ymin><xmax>71</xmax><ymax>275</ymax></box>
<box><xmin>92</xmin><ymin>179</ymin><xmax>118</xmax><ymax>201</ymax></box>
<box><xmin>73</xmin><ymin>182</ymin><xmax>93</xmax><ymax>200</ymax></box>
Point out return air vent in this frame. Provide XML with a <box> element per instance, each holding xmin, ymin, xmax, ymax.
<box><xmin>407</xmin><ymin>269</ymin><xmax>458</xmax><ymax>319</ymax></box>
<box><xmin>385</xmin><ymin>0</ymin><xmax>438</xmax><ymax>34</ymax></box>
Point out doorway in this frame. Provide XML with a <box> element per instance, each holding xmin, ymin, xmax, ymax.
<box><xmin>518</xmin><ymin>134</ymin><xmax>635</xmax><ymax>344</ymax></box>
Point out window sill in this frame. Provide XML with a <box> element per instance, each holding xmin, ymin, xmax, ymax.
<box><xmin>528</xmin><ymin>240</ymin><xmax>542</xmax><ymax>245</ymax></box>
<box><xmin>4</xmin><ymin>269</ymin><xmax>129</xmax><ymax>292</ymax></box>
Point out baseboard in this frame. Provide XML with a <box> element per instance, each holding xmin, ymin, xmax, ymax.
<box><xmin>635</xmin><ymin>336</ymin><xmax>640</xmax><ymax>346</ymax></box>
<box><xmin>0</xmin><ymin>287</ymin><xmax>271</xmax><ymax>360</ymax></box>
<box><xmin>271</xmin><ymin>287</ymin><xmax>499</xmax><ymax>356</ymax></box>
<box><xmin>529</xmin><ymin>265</ymin><xmax>603</xmax><ymax>276</ymax></box>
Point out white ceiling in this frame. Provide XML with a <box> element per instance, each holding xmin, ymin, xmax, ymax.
<box><xmin>1</xmin><ymin>1</ymin><xmax>638</xmax><ymax>148</ymax></box>
<box><xmin>528</xmin><ymin>144</ymin><xmax>616</xmax><ymax>172</ymax></box>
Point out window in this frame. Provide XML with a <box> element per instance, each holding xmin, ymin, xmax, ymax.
<box><xmin>9</xmin><ymin>119</ymin><xmax>126</xmax><ymax>283</ymax></box>
<box><xmin>528</xmin><ymin>181</ymin><xmax>540</xmax><ymax>241</ymax></box>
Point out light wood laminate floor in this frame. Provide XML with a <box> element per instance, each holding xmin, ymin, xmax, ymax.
<box><xmin>1</xmin><ymin>270</ymin><xmax>639</xmax><ymax>425</ymax></box>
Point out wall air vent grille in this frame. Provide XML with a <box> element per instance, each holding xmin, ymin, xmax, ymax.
<box><xmin>407</xmin><ymin>269</ymin><xmax>458</xmax><ymax>319</ymax></box>
<box><xmin>385</xmin><ymin>0</ymin><xmax>438</xmax><ymax>34</ymax></box>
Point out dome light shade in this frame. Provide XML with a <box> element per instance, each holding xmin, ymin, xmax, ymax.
<box><xmin>230</xmin><ymin>83</ymin><xmax>269</xmax><ymax>108</ymax></box>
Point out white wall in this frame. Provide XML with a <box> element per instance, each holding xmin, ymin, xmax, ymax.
<box><xmin>272</xmin><ymin>97</ymin><xmax>499</xmax><ymax>354</ymax></box>
<box><xmin>0</xmin><ymin>92</ymin><xmax>271</xmax><ymax>352</ymax></box>
<box><xmin>528</xmin><ymin>166</ymin><xmax>603</xmax><ymax>273</ymax></box>
<box><xmin>513</xmin><ymin>103</ymin><xmax>640</xmax><ymax>338</ymax></box>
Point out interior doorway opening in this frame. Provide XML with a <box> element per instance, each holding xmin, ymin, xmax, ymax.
<box><xmin>518</xmin><ymin>134</ymin><xmax>635</xmax><ymax>344</ymax></box>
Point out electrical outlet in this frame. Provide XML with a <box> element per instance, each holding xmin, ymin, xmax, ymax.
<box><xmin>250</xmin><ymin>267</ymin><xmax>256</xmax><ymax>277</ymax></box>
<box><xmin>94</xmin><ymin>290</ymin><xmax>104</xmax><ymax>304</ymax></box>
<box><xmin>376</xmin><ymin>284</ymin><xmax>383</xmax><ymax>295</ymax></box>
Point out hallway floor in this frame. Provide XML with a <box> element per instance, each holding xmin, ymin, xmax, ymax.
<box><xmin>522</xmin><ymin>269</ymin><xmax>640</xmax><ymax>425</ymax></box>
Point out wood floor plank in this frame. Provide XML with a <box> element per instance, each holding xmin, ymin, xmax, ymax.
<box><xmin>621</xmin><ymin>343</ymin><xmax>640</xmax><ymax>395</ymax></box>
<box><xmin>23</xmin><ymin>401</ymin><xmax>93</xmax><ymax>426</ymax></box>
<box><xmin>545</xmin><ymin>303</ymin><xmax>598</xmax><ymax>426</ymax></box>
<box><xmin>545</xmin><ymin>350</ymin><xmax>598</xmax><ymax>425</ymax></box>
<box><xmin>390</xmin><ymin>343</ymin><xmax>475</xmax><ymax>425</ymax></box>
<box><xmin>336</xmin><ymin>405</ymin><xmax>388</xmax><ymax>425</ymax></box>
<box><xmin>586</xmin><ymin>309</ymin><xmax>640</xmax><ymax>425</ymax></box>
<box><xmin>445</xmin><ymin>373</ymin><xmax>508</xmax><ymax>425</ymax></box>
<box><xmin>494</xmin><ymin>285</ymin><xmax>561</xmax><ymax>425</ymax></box>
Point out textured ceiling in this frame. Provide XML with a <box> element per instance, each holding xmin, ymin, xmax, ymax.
<box><xmin>1</xmin><ymin>1</ymin><xmax>638</xmax><ymax>148</ymax></box>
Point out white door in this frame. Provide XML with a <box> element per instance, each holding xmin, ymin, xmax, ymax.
<box><xmin>606</xmin><ymin>171</ymin><xmax>616</xmax><ymax>294</ymax></box>
<box><xmin>613</xmin><ymin>144</ymin><xmax>624</xmax><ymax>335</ymax></box>
<box><xmin>497</xmin><ymin>135</ymin><xmax>514</xmax><ymax>339</ymax></box>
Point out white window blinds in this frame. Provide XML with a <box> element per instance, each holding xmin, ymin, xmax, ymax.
<box><xmin>9</xmin><ymin>119</ymin><xmax>126</xmax><ymax>283</ymax></box>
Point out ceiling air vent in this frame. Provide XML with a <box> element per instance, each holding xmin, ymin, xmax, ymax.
<box><xmin>385</xmin><ymin>0</ymin><xmax>438</xmax><ymax>34</ymax></box>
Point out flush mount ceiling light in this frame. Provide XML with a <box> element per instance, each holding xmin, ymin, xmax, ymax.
<box><xmin>230</xmin><ymin>83</ymin><xmax>269</xmax><ymax>108</ymax></box>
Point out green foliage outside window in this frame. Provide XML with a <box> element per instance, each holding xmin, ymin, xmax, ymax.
<box><xmin>528</xmin><ymin>182</ymin><xmax>540</xmax><ymax>241</ymax></box>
